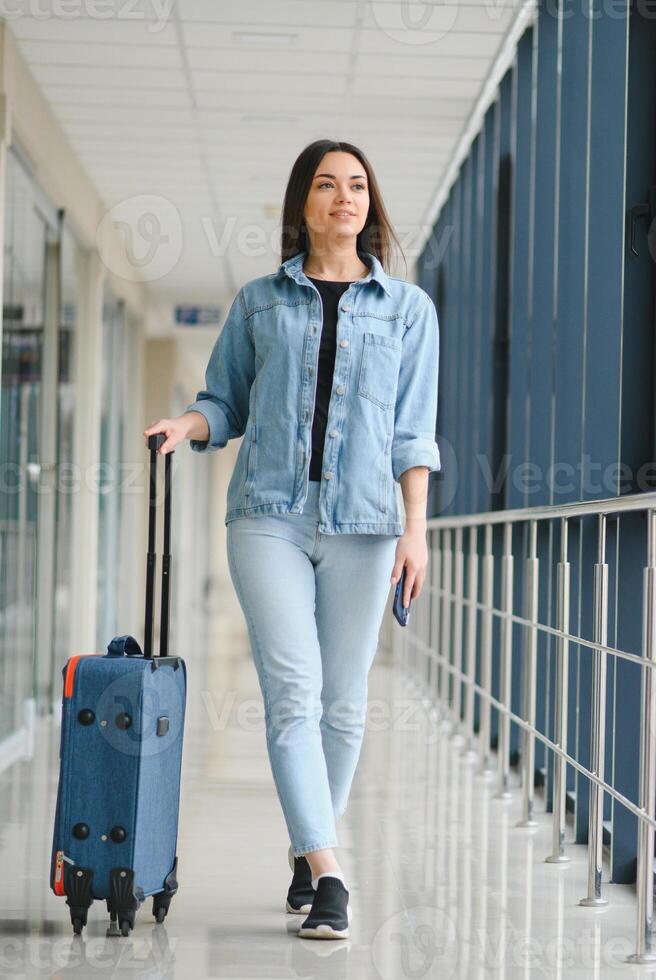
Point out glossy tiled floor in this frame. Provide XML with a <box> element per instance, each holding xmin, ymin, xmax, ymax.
<box><xmin>1</xmin><ymin>598</ymin><xmax>654</xmax><ymax>978</ymax></box>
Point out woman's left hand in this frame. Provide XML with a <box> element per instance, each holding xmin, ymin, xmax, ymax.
<box><xmin>390</xmin><ymin>526</ymin><xmax>429</xmax><ymax>607</ymax></box>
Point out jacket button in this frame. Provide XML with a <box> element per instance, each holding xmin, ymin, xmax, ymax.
<box><xmin>324</xmin><ymin>471</ymin><xmax>333</xmax><ymax>480</ymax></box>
<box><xmin>339</xmin><ymin>339</ymin><xmax>349</xmax><ymax>348</ymax></box>
<box><xmin>329</xmin><ymin>430</ymin><xmax>338</xmax><ymax>438</ymax></box>
<box><xmin>336</xmin><ymin>386</ymin><xmax>345</xmax><ymax>395</ymax></box>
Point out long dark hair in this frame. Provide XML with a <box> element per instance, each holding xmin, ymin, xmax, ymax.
<box><xmin>280</xmin><ymin>139</ymin><xmax>406</xmax><ymax>278</ymax></box>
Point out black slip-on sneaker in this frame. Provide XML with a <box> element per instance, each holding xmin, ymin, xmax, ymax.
<box><xmin>298</xmin><ymin>876</ymin><xmax>351</xmax><ymax>939</ymax></box>
<box><xmin>285</xmin><ymin>848</ymin><xmax>315</xmax><ymax>914</ymax></box>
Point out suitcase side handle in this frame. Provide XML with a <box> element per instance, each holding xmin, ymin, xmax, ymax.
<box><xmin>145</xmin><ymin>434</ymin><xmax>174</xmax><ymax>659</ymax></box>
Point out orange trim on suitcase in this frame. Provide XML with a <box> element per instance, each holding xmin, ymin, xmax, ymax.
<box><xmin>63</xmin><ymin>654</ymin><xmax>99</xmax><ymax>699</ymax></box>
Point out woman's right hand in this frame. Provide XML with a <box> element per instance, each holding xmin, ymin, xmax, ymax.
<box><xmin>144</xmin><ymin>416</ymin><xmax>194</xmax><ymax>455</ymax></box>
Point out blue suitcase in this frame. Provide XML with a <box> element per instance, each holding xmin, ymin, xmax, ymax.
<box><xmin>50</xmin><ymin>435</ymin><xmax>187</xmax><ymax>936</ymax></box>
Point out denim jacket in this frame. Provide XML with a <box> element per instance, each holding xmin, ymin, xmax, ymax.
<box><xmin>185</xmin><ymin>249</ymin><xmax>441</xmax><ymax>535</ymax></box>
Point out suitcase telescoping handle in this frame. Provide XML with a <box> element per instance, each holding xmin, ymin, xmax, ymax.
<box><xmin>144</xmin><ymin>433</ymin><xmax>173</xmax><ymax>659</ymax></box>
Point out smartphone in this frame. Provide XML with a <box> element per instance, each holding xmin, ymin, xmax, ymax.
<box><xmin>392</xmin><ymin>566</ymin><xmax>412</xmax><ymax>627</ymax></box>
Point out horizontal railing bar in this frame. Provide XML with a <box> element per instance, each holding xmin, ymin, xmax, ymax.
<box><xmin>426</xmin><ymin>584</ymin><xmax>654</xmax><ymax>672</ymax></box>
<box><xmin>409</xmin><ymin>634</ymin><xmax>656</xmax><ymax>832</ymax></box>
<box><xmin>426</xmin><ymin>492</ymin><xmax>656</xmax><ymax>530</ymax></box>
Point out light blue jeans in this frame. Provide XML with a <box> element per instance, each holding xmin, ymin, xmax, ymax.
<box><xmin>226</xmin><ymin>480</ymin><xmax>398</xmax><ymax>857</ymax></box>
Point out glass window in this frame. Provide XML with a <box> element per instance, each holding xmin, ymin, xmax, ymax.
<box><xmin>0</xmin><ymin>148</ymin><xmax>51</xmax><ymax>740</ymax></box>
<box><xmin>52</xmin><ymin>224</ymin><xmax>79</xmax><ymax>686</ymax></box>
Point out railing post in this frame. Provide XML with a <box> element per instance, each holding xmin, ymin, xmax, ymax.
<box><xmin>479</xmin><ymin>524</ymin><xmax>494</xmax><ymax>775</ymax></box>
<box><xmin>462</xmin><ymin>525</ymin><xmax>479</xmax><ymax>759</ymax></box>
<box><xmin>495</xmin><ymin>522</ymin><xmax>514</xmax><ymax>799</ymax></box>
<box><xmin>428</xmin><ymin>529</ymin><xmax>442</xmax><ymax>700</ymax></box>
<box><xmin>517</xmin><ymin>519</ymin><xmax>539</xmax><ymax>827</ymax></box>
<box><xmin>439</xmin><ymin>529</ymin><xmax>453</xmax><ymax>726</ymax></box>
<box><xmin>420</xmin><ymin>531</ymin><xmax>432</xmax><ymax>695</ymax></box>
<box><xmin>452</xmin><ymin>526</ymin><xmax>465</xmax><ymax>736</ymax></box>
<box><xmin>580</xmin><ymin>513</ymin><xmax>609</xmax><ymax>907</ymax></box>
<box><xmin>546</xmin><ymin>517</ymin><xmax>571</xmax><ymax>864</ymax></box>
<box><xmin>418</xmin><ymin>532</ymin><xmax>439</xmax><ymax>726</ymax></box>
<box><xmin>627</xmin><ymin>509</ymin><xmax>656</xmax><ymax>962</ymax></box>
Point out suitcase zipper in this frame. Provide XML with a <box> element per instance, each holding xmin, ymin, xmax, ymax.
<box><xmin>54</xmin><ymin>851</ymin><xmax>65</xmax><ymax>895</ymax></box>
<box><xmin>54</xmin><ymin>850</ymin><xmax>77</xmax><ymax>896</ymax></box>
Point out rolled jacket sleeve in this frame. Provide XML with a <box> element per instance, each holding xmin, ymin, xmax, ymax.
<box><xmin>184</xmin><ymin>288</ymin><xmax>255</xmax><ymax>453</ymax></box>
<box><xmin>391</xmin><ymin>291</ymin><xmax>441</xmax><ymax>482</ymax></box>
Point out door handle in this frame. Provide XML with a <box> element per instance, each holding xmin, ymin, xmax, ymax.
<box><xmin>628</xmin><ymin>185</ymin><xmax>656</xmax><ymax>257</ymax></box>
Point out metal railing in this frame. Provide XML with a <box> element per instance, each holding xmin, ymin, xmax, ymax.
<box><xmin>388</xmin><ymin>490</ymin><xmax>656</xmax><ymax>965</ymax></box>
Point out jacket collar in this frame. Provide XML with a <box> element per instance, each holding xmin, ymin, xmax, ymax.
<box><xmin>278</xmin><ymin>249</ymin><xmax>392</xmax><ymax>297</ymax></box>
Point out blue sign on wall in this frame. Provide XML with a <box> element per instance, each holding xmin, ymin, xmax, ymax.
<box><xmin>175</xmin><ymin>305</ymin><xmax>221</xmax><ymax>326</ymax></box>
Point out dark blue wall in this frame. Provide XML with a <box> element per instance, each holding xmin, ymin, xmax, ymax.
<box><xmin>416</xmin><ymin>0</ymin><xmax>656</xmax><ymax>884</ymax></box>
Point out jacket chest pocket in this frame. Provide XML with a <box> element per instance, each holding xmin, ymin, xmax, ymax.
<box><xmin>357</xmin><ymin>332</ymin><xmax>402</xmax><ymax>410</ymax></box>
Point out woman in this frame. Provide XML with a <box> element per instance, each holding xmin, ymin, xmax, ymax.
<box><xmin>144</xmin><ymin>139</ymin><xmax>441</xmax><ymax>940</ymax></box>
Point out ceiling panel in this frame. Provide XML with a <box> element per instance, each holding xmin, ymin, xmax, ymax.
<box><xmin>29</xmin><ymin>65</ymin><xmax>187</xmax><ymax>88</ymax></box>
<box><xmin>184</xmin><ymin>0</ymin><xmax>359</xmax><ymax>28</ymax></box>
<box><xmin>7</xmin><ymin>18</ymin><xmax>178</xmax><ymax>44</ymax></box>
<box><xmin>45</xmin><ymin>85</ymin><xmax>192</xmax><ymax>107</ymax></box>
<box><xmin>17</xmin><ymin>40</ymin><xmax>184</xmax><ymax>67</ymax></box>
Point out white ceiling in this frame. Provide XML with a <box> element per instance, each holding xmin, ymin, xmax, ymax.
<box><xmin>7</xmin><ymin>0</ymin><xmax>524</xmax><ymax>333</ymax></box>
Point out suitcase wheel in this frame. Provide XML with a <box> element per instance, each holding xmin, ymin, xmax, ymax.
<box><xmin>108</xmin><ymin>869</ymin><xmax>139</xmax><ymax>937</ymax></box>
<box><xmin>152</xmin><ymin>891</ymin><xmax>172</xmax><ymax>923</ymax></box>
<box><xmin>114</xmin><ymin>908</ymin><xmax>136</xmax><ymax>936</ymax></box>
<box><xmin>65</xmin><ymin>867</ymin><xmax>93</xmax><ymax>936</ymax></box>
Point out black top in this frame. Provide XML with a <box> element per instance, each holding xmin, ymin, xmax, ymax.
<box><xmin>307</xmin><ymin>277</ymin><xmax>353</xmax><ymax>482</ymax></box>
